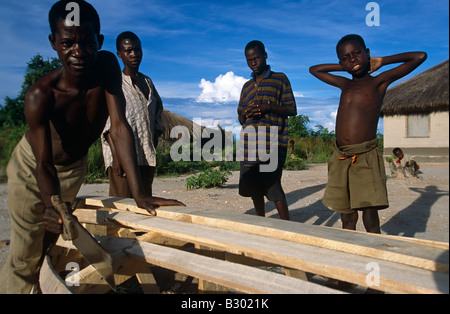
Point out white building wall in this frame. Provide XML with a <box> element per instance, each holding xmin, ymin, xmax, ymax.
<box><xmin>384</xmin><ymin>111</ymin><xmax>449</xmax><ymax>149</ymax></box>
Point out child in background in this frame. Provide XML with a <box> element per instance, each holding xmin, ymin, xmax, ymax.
<box><xmin>390</xmin><ymin>147</ymin><xmax>420</xmax><ymax>177</ymax></box>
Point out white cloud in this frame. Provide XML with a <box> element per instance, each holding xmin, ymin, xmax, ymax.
<box><xmin>293</xmin><ymin>91</ymin><xmax>305</xmax><ymax>98</ymax></box>
<box><xmin>330</xmin><ymin>109</ymin><xmax>338</xmax><ymax>120</ymax></box>
<box><xmin>197</xmin><ymin>71</ymin><xmax>247</xmax><ymax>103</ymax></box>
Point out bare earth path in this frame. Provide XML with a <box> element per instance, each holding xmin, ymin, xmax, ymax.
<box><xmin>1</xmin><ymin>163</ymin><xmax>448</xmax><ymax>276</ymax></box>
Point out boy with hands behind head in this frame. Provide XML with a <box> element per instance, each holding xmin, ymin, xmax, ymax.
<box><xmin>310</xmin><ymin>34</ymin><xmax>426</xmax><ymax>233</ymax></box>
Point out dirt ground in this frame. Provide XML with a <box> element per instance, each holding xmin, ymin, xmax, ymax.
<box><xmin>0</xmin><ymin>162</ymin><xmax>448</xmax><ymax>291</ymax></box>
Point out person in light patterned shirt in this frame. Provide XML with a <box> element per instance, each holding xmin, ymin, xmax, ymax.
<box><xmin>102</xmin><ymin>31</ymin><xmax>164</xmax><ymax>197</ymax></box>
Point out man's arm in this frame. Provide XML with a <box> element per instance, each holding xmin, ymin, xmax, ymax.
<box><xmin>105</xmin><ymin>131</ymin><xmax>124</xmax><ymax>177</ymax></box>
<box><xmin>256</xmin><ymin>100</ymin><xmax>297</xmax><ymax>117</ymax></box>
<box><xmin>250</xmin><ymin>75</ymin><xmax>297</xmax><ymax>118</ymax></box>
<box><xmin>100</xmin><ymin>52</ymin><xmax>184</xmax><ymax>214</ymax></box>
<box><xmin>309</xmin><ymin>63</ymin><xmax>350</xmax><ymax>90</ymax></box>
<box><xmin>237</xmin><ymin>87</ymin><xmax>248</xmax><ymax>125</ymax></box>
<box><xmin>371</xmin><ymin>52</ymin><xmax>427</xmax><ymax>89</ymax></box>
<box><xmin>238</xmin><ymin>109</ymin><xmax>247</xmax><ymax>125</ymax></box>
<box><xmin>240</xmin><ymin>100</ymin><xmax>296</xmax><ymax>121</ymax></box>
<box><xmin>153</xmin><ymin>87</ymin><xmax>164</xmax><ymax>147</ymax></box>
<box><xmin>24</xmin><ymin>81</ymin><xmax>63</xmax><ymax>233</ymax></box>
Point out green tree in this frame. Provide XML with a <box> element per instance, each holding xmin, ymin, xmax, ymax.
<box><xmin>311</xmin><ymin>125</ymin><xmax>335</xmax><ymax>141</ymax></box>
<box><xmin>0</xmin><ymin>96</ymin><xmax>26</xmax><ymax>127</ymax></box>
<box><xmin>0</xmin><ymin>54</ymin><xmax>60</xmax><ymax>126</ymax></box>
<box><xmin>288</xmin><ymin>114</ymin><xmax>310</xmax><ymax>138</ymax></box>
<box><xmin>0</xmin><ymin>54</ymin><xmax>61</xmax><ymax>176</ymax></box>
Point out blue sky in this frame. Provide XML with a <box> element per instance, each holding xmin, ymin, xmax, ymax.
<box><xmin>0</xmin><ymin>0</ymin><xmax>448</xmax><ymax>135</ymax></box>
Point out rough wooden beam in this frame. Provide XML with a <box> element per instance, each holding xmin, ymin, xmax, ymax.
<box><xmin>126</xmin><ymin>241</ymin><xmax>344</xmax><ymax>294</ymax></box>
<box><xmin>80</xmin><ymin>197</ymin><xmax>449</xmax><ymax>273</ymax></box>
<box><xmin>108</xmin><ymin>211</ymin><xmax>449</xmax><ymax>294</ymax></box>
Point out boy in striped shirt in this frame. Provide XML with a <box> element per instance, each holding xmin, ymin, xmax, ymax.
<box><xmin>237</xmin><ymin>40</ymin><xmax>297</xmax><ymax>220</ymax></box>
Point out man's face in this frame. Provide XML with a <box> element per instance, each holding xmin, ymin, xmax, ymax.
<box><xmin>117</xmin><ymin>39</ymin><xmax>143</xmax><ymax>71</ymax></box>
<box><xmin>338</xmin><ymin>40</ymin><xmax>370</xmax><ymax>76</ymax></box>
<box><xmin>50</xmin><ymin>19</ymin><xmax>103</xmax><ymax>78</ymax></box>
<box><xmin>245</xmin><ymin>47</ymin><xmax>267</xmax><ymax>76</ymax></box>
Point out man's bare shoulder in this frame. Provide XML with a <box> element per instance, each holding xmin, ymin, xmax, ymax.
<box><xmin>96</xmin><ymin>50</ymin><xmax>120</xmax><ymax>71</ymax></box>
<box><xmin>25</xmin><ymin>67</ymin><xmax>62</xmax><ymax>106</ymax></box>
<box><xmin>97</xmin><ymin>49</ymin><xmax>116</xmax><ymax>60</ymax></box>
<box><xmin>95</xmin><ymin>50</ymin><xmax>122</xmax><ymax>92</ymax></box>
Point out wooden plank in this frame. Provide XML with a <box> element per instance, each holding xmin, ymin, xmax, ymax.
<box><xmin>342</xmin><ymin>229</ymin><xmax>449</xmax><ymax>250</ymax></box>
<box><xmin>74</xmin><ymin>208</ymin><xmax>115</xmax><ymax>225</ymax></box>
<box><xmin>285</xmin><ymin>268</ymin><xmax>308</xmax><ymax>281</ymax></box>
<box><xmin>55</xmin><ymin>237</ymin><xmax>160</xmax><ymax>294</ymax></box>
<box><xmin>125</xmin><ymin>241</ymin><xmax>344</xmax><ymax>294</ymax></box>
<box><xmin>81</xmin><ymin>196</ymin><xmax>450</xmax><ymax>252</ymax></box>
<box><xmin>195</xmin><ymin>244</ymin><xmax>230</xmax><ymax>293</ymax></box>
<box><xmin>108</xmin><ymin>211</ymin><xmax>449</xmax><ymax>294</ymax></box>
<box><xmin>52</xmin><ymin>235</ymin><xmax>342</xmax><ymax>294</ymax></box>
<box><xmin>53</xmin><ymin>239</ymin><xmax>129</xmax><ymax>294</ymax></box>
<box><xmin>80</xmin><ymin>197</ymin><xmax>449</xmax><ymax>273</ymax></box>
<box><xmin>102</xmin><ymin>230</ymin><xmax>161</xmax><ymax>294</ymax></box>
<box><xmin>39</xmin><ymin>254</ymin><xmax>74</xmax><ymax>294</ymax></box>
<box><xmin>136</xmin><ymin>271</ymin><xmax>160</xmax><ymax>294</ymax></box>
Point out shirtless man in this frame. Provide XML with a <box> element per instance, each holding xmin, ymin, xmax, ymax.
<box><xmin>0</xmin><ymin>0</ymin><xmax>183</xmax><ymax>294</ymax></box>
<box><xmin>309</xmin><ymin>34</ymin><xmax>426</xmax><ymax>233</ymax></box>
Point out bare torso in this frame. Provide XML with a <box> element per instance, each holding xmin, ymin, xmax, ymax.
<box><xmin>48</xmin><ymin>81</ymin><xmax>109</xmax><ymax>165</ymax></box>
<box><xmin>25</xmin><ymin>52</ymin><xmax>117</xmax><ymax>165</ymax></box>
<box><xmin>335</xmin><ymin>75</ymin><xmax>384</xmax><ymax>147</ymax></box>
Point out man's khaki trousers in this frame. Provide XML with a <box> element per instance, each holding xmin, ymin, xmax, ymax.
<box><xmin>0</xmin><ymin>136</ymin><xmax>87</xmax><ymax>294</ymax></box>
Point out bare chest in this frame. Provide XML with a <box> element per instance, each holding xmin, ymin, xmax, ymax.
<box><xmin>339</xmin><ymin>80</ymin><xmax>383</xmax><ymax>114</ymax></box>
<box><xmin>52</xmin><ymin>87</ymin><xmax>108</xmax><ymax>129</ymax></box>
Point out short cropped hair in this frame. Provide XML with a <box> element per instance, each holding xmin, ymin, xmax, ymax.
<box><xmin>336</xmin><ymin>34</ymin><xmax>367</xmax><ymax>56</ymax></box>
<box><xmin>116</xmin><ymin>31</ymin><xmax>141</xmax><ymax>51</ymax></box>
<box><xmin>245</xmin><ymin>40</ymin><xmax>266</xmax><ymax>55</ymax></box>
<box><xmin>49</xmin><ymin>0</ymin><xmax>100</xmax><ymax>36</ymax></box>
<box><xmin>393</xmin><ymin>147</ymin><xmax>403</xmax><ymax>155</ymax></box>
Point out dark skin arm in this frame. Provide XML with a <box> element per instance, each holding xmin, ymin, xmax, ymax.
<box><xmin>369</xmin><ymin>52</ymin><xmax>427</xmax><ymax>89</ymax></box>
<box><xmin>239</xmin><ymin>101</ymin><xmax>296</xmax><ymax>125</ymax></box>
<box><xmin>101</xmin><ymin>53</ymin><xmax>184</xmax><ymax>215</ymax></box>
<box><xmin>238</xmin><ymin>109</ymin><xmax>247</xmax><ymax>125</ymax></box>
<box><xmin>309</xmin><ymin>51</ymin><xmax>427</xmax><ymax>145</ymax></box>
<box><xmin>25</xmin><ymin>79</ymin><xmax>63</xmax><ymax>233</ymax></box>
<box><xmin>309</xmin><ymin>52</ymin><xmax>427</xmax><ymax>91</ymax></box>
<box><xmin>309</xmin><ymin>63</ymin><xmax>349</xmax><ymax>89</ymax></box>
<box><xmin>105</xmin><ymin>130</ymin><xmax>124</xmax><ymax>177</ymax></box>
<box><xmin>153</xmin><ymin>88</ymin><xmax>164</xmax><ymax>147</ymax></box>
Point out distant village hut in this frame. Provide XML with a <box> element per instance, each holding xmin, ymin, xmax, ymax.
<box><xmin>381</xmin><ymin>60</ymin><xmax>449</xmax><ymax>163</ymax></box>
<box><xmin>158</xmin><ymin>110</ymin><xmax>233</xmax><ymax>156</ymax></box>
<box><xmin>159</xmin><ymin>109</ymin><xmax>201</xmax><ymax>149</ymax></box>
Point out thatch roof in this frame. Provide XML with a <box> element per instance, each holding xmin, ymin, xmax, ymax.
<box><xmin>159</xmin><ymin>109</ymin><xmax>233</xmax><ymax>149</ymax></box>
<box><xmin>160</xmin><ymin>109</ymin><xmax>202</xmax><ymax>140</ymax></box>
<box><xmin>381</xmin><ymin>59</ymin><xmax>449</xmax><ymax>117</ymax></box>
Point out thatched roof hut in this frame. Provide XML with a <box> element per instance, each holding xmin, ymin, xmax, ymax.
<box><xmin>160</xmin><ymin>109</ymin><xmax>202</xmax><ymax>140</ymax></box>
<box><xmin>381</xmin><ymin>59</ymin><xmax>449</xmax><ymax>117</ymax></box>
<box><xmin>159</xmin><ymin>109</ymin><xmax>233</xmax><ymax>150</ymax></box>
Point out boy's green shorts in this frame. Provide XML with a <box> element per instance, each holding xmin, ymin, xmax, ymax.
<box><xmin>322</xmin><ymin>138</ymin><xmax>389</xmax><ymax>214</ymax></box>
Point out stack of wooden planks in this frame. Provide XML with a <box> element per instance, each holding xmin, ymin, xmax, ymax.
<box><xmin>39</xmin><ymin>196</ymin><xmax>449</xmax><ymax>294</ymax></box>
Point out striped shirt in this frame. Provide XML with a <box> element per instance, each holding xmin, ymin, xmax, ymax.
<box><xmin>237</xmin><ymin>67</ymin><xmax>296</xmax><ymax>167</ymax></box>
<box><xmin>102</xmin><ymin>72</ymin><xmax>163</xmax><ymax>169</ymax></box>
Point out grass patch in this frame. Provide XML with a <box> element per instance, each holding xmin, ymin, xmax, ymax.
<box><xmin>185</xmin><ymin>168</ymin><xmax>232</xmax><ymax>190</ymax></box>
<box><xmin>289</xmin><ymin>137</ymin><xmax>334</xmax><ymax>164</ymax></box>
